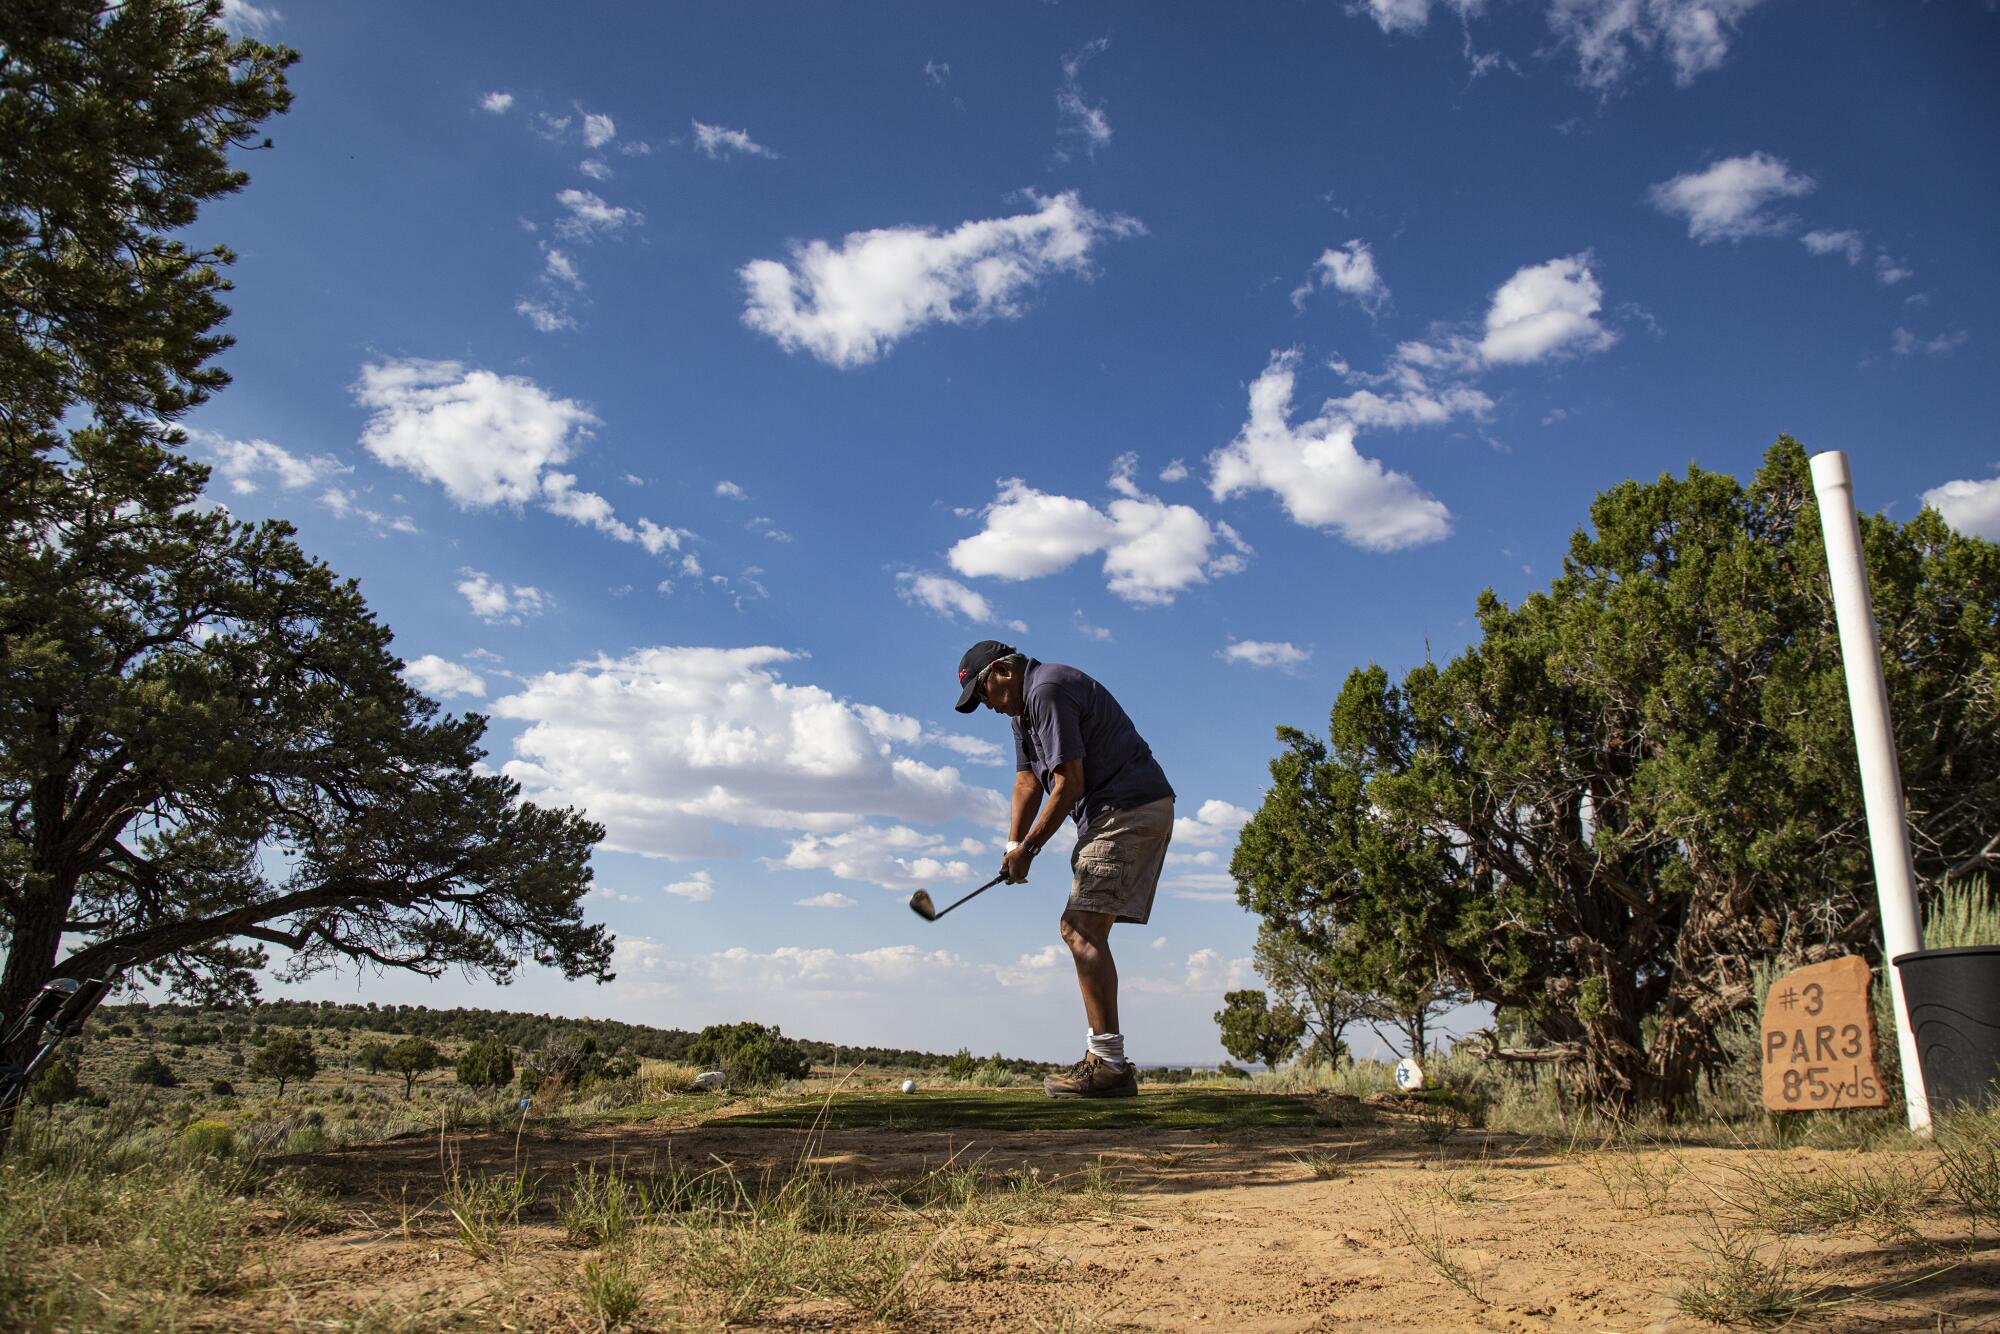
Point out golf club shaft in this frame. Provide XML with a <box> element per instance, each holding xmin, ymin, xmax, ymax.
<box><xmin>932</xmin><ymin>873</ymin><xmax>1006</xmax><ymax>920</ymax></box>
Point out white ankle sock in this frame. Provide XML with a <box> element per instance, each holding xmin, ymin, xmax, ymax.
<box><xmin>1087</xmin><ymin>1029</ymin><xmax>1128</xmax><ymax>1069</ymax></box>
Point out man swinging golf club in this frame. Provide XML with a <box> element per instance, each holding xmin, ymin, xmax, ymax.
<box><xmin>954</xmin><ymin>641</ymin><xmax>1174</xmax><ymax>1099</ymax></box>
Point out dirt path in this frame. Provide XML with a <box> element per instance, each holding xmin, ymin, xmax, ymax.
<box><xmin>256</xmin><ymin>1111</ymin><xmax>1998</xmax><ymax>1331</ymax></box>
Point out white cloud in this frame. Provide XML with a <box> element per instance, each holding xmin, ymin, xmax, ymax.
<box><xmin>1648</xmin><ymin>152</ymin><xmax>1813</xmax><ymax>243</ymax></box>
<box><xmin>1293</xmin><ymin>239</ymin><xmax>1390</xmax><ymax>315</ymax></box>
<box><xmin>1056</xmin><ymin>38</ymin><xmax>1113</xmax><ymax>156</ymax></box>
<box><xmin>1922</xmin><ymin>477</ymin><xmax>2000</xmax><ymax>541</ymax></box>
<box><xmin>354</xmin><ymin>359</ymin><xmax>687</xmax><ymax>555</ymax></box>
<box><xmin>1207</xmin><ymin>351</ymin><xmax>1452</xmax><ymax>551</ymax></box>
<box><xmin>554</xmin><ymin>189</ymin><xmax>642</xmax><ymax>241</ymax></box>
<box><xmin>544</xmin><ymin>249</ymin><xmax>583</xmax><ymax>288</ymax></box>
<box><xmin>1159</xmin><ymin>459</ymin><xmax>1189</xmax><ymax>484</ymax></box>
<box><xmin>991</xmin><ymin>944</ymin><xmax>1070</xmax><ymax>991</ymax></box>
<box><xmin>457</xmin><ymin>569</ymin><xmax>548</xmax><ymax>623</ymax></box>
<box><xmin>1479</xmin><ymin>254</ymin><xmax>1616</xmax><ymax>364</ymax></box>
<box><xmin>1220</xmin><ymin>640</ymin><xmax>1311</xmax><ymax>669</ymax></box>
<box><xmin>924</xmin><ymin>60</ymin><xmax>951</xmax><ymax>86</ymax></box>
<box><xmin>925</xmin><ymin>732</ymin><xmax>1006</xmax><ymax>766</ymax></box>
<box><xmin>1173</xmin><ymin>799</ymin><xmax>1253</xmax><ymax>848</ymax></box>
<box><xmin>1892</xmin><ymin>327</ymin><xmax>1969</xmax><ymax>358</ymax></box>
<box><xmin>219</xmin><ymin>0</ymin><xmax>279</xmax><ymax>34</ymax></box>
<box><xmin>578</xmin><ymin>158</ymin><xmax>612</xmax><ymax>181</ymax></box>
<box><xmin>515</xmin><ymin>299</ymin><xmax>576</xmax><ymax>334</ymax></box>
<box><xmin>1129</xmin><ymin>949</ymin><xmax>1257</xmax><ymax>995</ymax></box>
<box><xmin>896</xmin><ymin>572</ymin><xmax>1027</xmax><ymax>632</ymax></box>
<box><xmin>691</xmin><ymin>120</ymin><xmax>777</xmax><ymax>160</ymax></box>
<box><xmin>772</xmin><ymin>824</ymin><xmax>989</xmax><ymax>890</ymax></box>
<box><xmin>715</xmin><ymin>480</ymin><xmax>748</xmax><ymax>500</ymax></box>
<box><xmin>948</xmin><ymin>466</ymin><xmax>1250</xmax><ymax>606</ymax></box>
<box><xmin>739</xmin><ymin>191</ymin><xmax>1143</xmax><ymax>368</ymax></box>
<box><xmin>534</xmin><ymin>113</ymin><xmax>572</xmax><ymax>141</ymax></box>
<box><xmin>1354</xmin><ymin>0</ymin><xmax>1442</xmax><ymax>36</ymax></box>
<box><xmin>1875</xmin><ymin>254</ymin><xmax>1915</xmax><ymax>286</ymax></box>
<box><xmin>1802</xmin><ymin>229</ymin><xmax>1864</xmax><ymax>265</ymax></box>
<box><xmin>319</xmin><ymin>486</ymin><xmax>418</xmax><ymax>535</ymax></box>
<box><xmin>403</xmin><ymin>654</ymin><xmax>486</xmax><ymax>699</ymax></box>
<box><xmin>796</xmin><ymin>892</ymin><xmax>858</xmax><ymax>909</ymax></box>
<box><xmin>492</xmin><ymin>646</ymin><xmax>1006</xmax><ymax>859</ymax></box>
<box><xmin>478</xmin><ymin>91</ymin><xmax>514</xmax><ymax>114</ymax></box>
<box><xmin>1151</xmin><ymin>936</ymin><xmax>1168</xmax><ymax>950</ymax></box>
<box><xmin>748</xmin><ymin>516</ymin><xmax>792</xmax><ymax>542</ymax></box>
<box><xmin>582</xmin><ymin>112</ymin><xmax>616</xmax><ymax>148</ymax></box>
<box><xmin>690</xmin><ymin>944</ymin><xmax>968</xmax><ymax>993</ymax></box>
<box><xmin>1548</xmin><ymin>0</ymin><xmax>1769</xmax><ymax>90</ymax></box>
<box><xmin>664</xmin><ymin>871</ymin><xmax>715</xmax><ymax>902</ymax></box>
<box><xmin>187</xmin><ymin>428</ymin><xmax>346</xmax><ymax>496</ymax></box>
<box><xmin>1073</xmin><ymin>610</ymin><xmax>1113</xmax><ymax>642</ymax></box>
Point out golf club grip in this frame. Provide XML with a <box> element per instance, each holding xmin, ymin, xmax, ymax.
<box><xmin>934</xmin><ymin>873</ymin><xmax>1007</xmax><ymax>919</ymax></box>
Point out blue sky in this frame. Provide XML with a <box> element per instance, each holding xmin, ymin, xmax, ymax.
<box><xmin>187</xmin><ymin>1</ymin><xmax>1998</xmax><ymax>1063</ymax></box>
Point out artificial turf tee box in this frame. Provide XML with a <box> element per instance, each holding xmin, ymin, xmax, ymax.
<box><xmin>712</xmin><ymin>1088</ymin><xmax>1318</xmax><ymax>1131</ymax></box>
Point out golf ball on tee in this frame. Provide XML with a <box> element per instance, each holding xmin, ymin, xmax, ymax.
<box><xmin>900</xmin><ymin>1079</ymin><xmax>917</xmax><ymax>1094</ymax></box>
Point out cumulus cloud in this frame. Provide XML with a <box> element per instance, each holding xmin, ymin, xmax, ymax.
<box><xmin>1207</xmin><ymin>351</ymin><xmax>1452</xmax><ymax>551</ymax></box>
<box><xmin>771</xmin><ymin>824</ymin><xmax>990</xmax><ymax>890</ymax></box>
<box><xmin>1648</xmin><ymin>152</ymin><xmax>1814</xmax><ymax>243</ymax></box>
<box><xmin>1293</xmin><ymin>239</ymin><xmax>1390</xmax><ymax>315</ymax></box>
<box><xmin>554</xmin><ymin>189</ymin><xmax>642</xmax><ymax>241</ymax></box>
<box><xmin>691</xmin><ymin>120</ymin><xmax>777</xmax><ymax>159</ymax></box>
<box><xmin>715</xmin><ymin>480</ymin><xmax>748</xmax><ymax>500</ymax></box>
<box><xmin>403</xmin><ymin>654</ymin><xmax>486</xmax><ymax>699</ymax></box>
<box><xmin>478</xmin><ymin>91</ymin><xmax>514</xmax><ymax>114</ymax></box>
<box><xmin>948</xmin><ymin>463</ymin><xmax>1251</xmax><ymax>606</ymax></box>
<box><xmin>1802</xmin><ymin>229</ymin><xmax>1864</xmax><ymax>265</ymax></box>
<box><xmin>1479</xmin><ymin>254</ymin><xmax>1617</xmax><ymax>364</ymax></box>
<box><xmin>1874</xmin><ymin>254</ymin><xmax>1915</xmax><ymax>286</ymax></box>
<box><xmin>457</xmin><ymin>569</ymin><xmax>547</xmax><ymax>623</ymax></box>
<box><xmin>1922</xmin><ymin>476</ymin><xmax>2000</xmax><ymax>541</ymax></box>
<box><xmin>664</xmin><ymin>871</ymin><xmax>715</xmax><ymax>902</ymax></box>
<box><xmin>1173</xmin><ymin>799</ymin><xmax>1253</xmax><ymax>848</ymax></box>
<box><xmin>492</xmin><ymin>647</ymin><xmax>1006</xmax><ymax>859</ymax></box>
<box><xmin>796</xmin><ymin>892</ymin><xmax>858</xmax><ymax>909</ymax></box>
<box><xmin>1892</xmin><ymin>327</ymin><xmax>1969</xmax><ymax>358</ymax></box>
<box><xmin>1159</xmin><ymin>459</ymin><xmax>1189</xmax><ymax>484</ymax></box>
<box><xmin>1354</xmin><ymin>0</ymin><xmax>1448</xmax><ymax>36</ymax></box>
<box><xmin>186</xmin><ymin>428</ymin><xmax>346</xmax><ymax>496</ymax></box>
<box><xmin>219</xmin><ymin>0</ymin><xmax>279</xmax><ymax>34</ymax></box>
<box><xmin>582</xmin><ymin>112</ymin><xmax>616</xmax><ymax>148</ymax></box>
<box><xmin>896</xmin><ymin>572</ymin><xmax>1027</xmax><ymax>632</ymax></box>
<box><xmin>1220</xmin><ymin>640</ymin><xmax>1311</xmax><ymax>669</ymax></box>
<box><xmin>991</xmin><ymin>944</ymin><xmax>1070</xmax><ymax>991</ymax></box>
<box><xmin>739</xmin><ymin>191</ymin><xmax>1143</xmax><ymax>368</ymax></box>
<box><xmin>515</xmin><ymin>299</ymin><xmax>576</xmax><ymax>334</ymax></box>
<box><xmin>1056</xmin><ymin>37</ymin><xmax>1113</xmax><ymax>157</ymax></box>
<box><xmin>354</xmin><ymin>359</ymin><xmax>687</xmax><ymax>555</ymax></box>
<box><xmin>1128</xmin><ymin>948</ymin><xmax>1257</xmax><ymax>994</ymax></box>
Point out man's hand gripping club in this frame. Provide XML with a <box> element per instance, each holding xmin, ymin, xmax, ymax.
<box><xmin>1001</xmin><ymin>757</ymin><xmax>1085</xmax><ymax>883</ymax></box>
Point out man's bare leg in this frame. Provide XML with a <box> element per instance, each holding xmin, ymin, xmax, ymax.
<box><xmin>1059</xmin><ymin>908</ymin><xmax>1119</xmax><ymax>1035</ymax></box>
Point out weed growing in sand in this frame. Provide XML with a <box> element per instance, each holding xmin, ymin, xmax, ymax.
<box><xmin>1385</xmin><ymin>1200</ymin><xmax>1486</xmax><ymax>1304</ymax></box>
<box><xmin>574</xmin><ymin>1251</ymin><xmax>642</xmax><ymax>1330</ymax></box>
<box><xmin>1582</xmin><ymin>1148</ymin><xmax>1687</xmax><ymax>1214</ymax></box>
<box><xmin>1726</xmin><ymin>1155</ymin><xmax>1933</xmax><ymax>1245</ymax></box>
<box><xmin>1935</xmin><ymin>1110</ymin><xmax>2000</xmax><ymax>1231</ymax></box>
<box><xmin>1675</xmin><ymin>1224</ymin><xmax>1825</xmax><ymax>1327</ymax></box>
<box><xmin>562</xmin><ymin>1162</ymin><xmax>635</xmax><ymax>1246</ymax></box>
<box><xmin>1077</xmin><ymin>1159</ymin><xmax>1125</xmax><ymax>1216</ymax></box>
<box><xmin>441</xmin><ymin>1169</ymin><xmax>537</xmax><ymax>1261</ymax></box>
<box><xmin>1290</xmin><ymin>1148</ymin><xmax>1350</xmax><ymax>1180</ymax></box>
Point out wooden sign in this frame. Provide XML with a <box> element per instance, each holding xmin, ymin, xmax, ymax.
<box><xmin>1760</xmin><ymin>955</ymin><xmax>1887</xmax><ymax>1111</ymax></box>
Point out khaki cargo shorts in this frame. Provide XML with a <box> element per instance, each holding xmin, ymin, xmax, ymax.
<box><xmin>1067</xmin><ymin>796</ymin><xmax>1174</xmax><ymax>926</ymax></box>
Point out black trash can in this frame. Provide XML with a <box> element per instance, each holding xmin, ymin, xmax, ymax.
<box><xmin>1892</xmin><ymin>946</ymin><xmax>2000</xmax><ymax>1111</ymax></box>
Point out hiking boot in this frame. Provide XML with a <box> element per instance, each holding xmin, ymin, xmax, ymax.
<box><xmin>1043</xmin><ymin>1051</ymin><xmax>1138</xmax><ymax>1099</ymax></box>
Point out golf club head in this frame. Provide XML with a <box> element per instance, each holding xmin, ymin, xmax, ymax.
<box><xmin>908</xmin><ymin>889</ymin><xmax>938</xmax><ymax>921</ymax></box>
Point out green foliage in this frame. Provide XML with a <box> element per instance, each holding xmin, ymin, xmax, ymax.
<box><xmin>27</xmin><ymin>1056</ymin><xmax>84</xmax><ymax>1105</ymax></box>
<box><xmin>945</xmin><ymin>1047</ymin><xmax>977</xmax><ymax>1081</ymax></box>
<box><xmin>177</xmin><ymin>1119</ymin><xmax>234</xmax><ymax>1161</ymax></box>
<box><xmin>1925</xmin><ymin>875</ymin><xmax>2000</xmax><ymax>949</ymax></box>
<box><xmin>689</xmin><ymin>1022</ymin><xmax>812</xmax><ymax>1087</ymax></box>
<box><xmin>249</xmin><ymin>1030</ymin><xmax>316</xmax><ymax>1096</ymax></box>
<box><xmin>356</xmin><ymin>1040</ymin><xmax>391</xmax><ymax>1074</ymax></box>
<box><xmin>128</xmin><ymin>1053</ymin><xmax>178</xmax><ymax>1087</ymax></box>
<box><xmin>1233</xmin><ymin>440</ymin><xmax>2000</xmax><ymax>1113</ymax></box>
<box><xmin>1213</xmin><ymin>989</ymin><xmax>1306</xmax><ymax>1068</ymax></box>
<box><xmin>381</xmin><ymin>1037</ymin><xmax>440</xmax><ymax>1099</ymax></box>
<box><xmin>456</xmin><ymin>1036</ymin><xmax>515</xmax><ymax>1088</ymax></box>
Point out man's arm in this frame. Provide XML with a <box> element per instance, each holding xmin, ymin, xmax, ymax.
<box><xmin>1001</xmin><ymin>758</ymin><xmax>1084</xmax><ymax>883</ymax></box>
<box><xmin>1009</xmin><ymin>769</ymin><xmax>1042</xmax><ymax>845</ymax></box>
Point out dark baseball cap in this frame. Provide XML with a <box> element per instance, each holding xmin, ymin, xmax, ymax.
<box><xmin>953</xmin><ymin>640</ymin><xmax>1016</xmax><ymax>713</ymax></box>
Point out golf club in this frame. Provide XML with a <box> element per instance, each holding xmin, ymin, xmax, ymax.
<box><xmin>908</xmin><ymin>873</ymin><xmax>1006</xmax><ymax>922</ymax></box>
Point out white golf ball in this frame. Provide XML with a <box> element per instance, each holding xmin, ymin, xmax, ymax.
<box><xmin>900</xmin><ymin>1079</ymin><xmax>917</xmax><ymax>1094</ymax></box>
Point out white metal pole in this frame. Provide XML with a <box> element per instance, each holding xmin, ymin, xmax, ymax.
<box><xmin>1808</xmin><ymin>450</ymin><xmax>1931</xmax><ymax>1133</ymax></box>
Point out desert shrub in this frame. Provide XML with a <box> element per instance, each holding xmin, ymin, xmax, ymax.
<box><xmin>638</xmin><ymin>1060</ymin><xmax>702</xmax><ymax>1098</ymax></box>
<box><xmin>689</xmin><ymin>1022</ymin><xmax>811</xmax><ymax>1087</ymax></box>
<box><xmin>28</xmin><ymin>1055</ymin><xmax>85</xmax><ymax>1105</ymax></box>
<box><xmin>456</xmin><ymin>1036</ymin><xmax>515</xmax><ymax>1088</ymax></box>
<box><xmin>129</xmin><ymin>1054</ymin><xmax>179</xmax><ymax>1088</ymax></box>
<box><xmin>250</xmin><ymin>1031</ymin><xmax>318</xmax><ymax>1096</ymax></box>
<box><xmin>356</xmin><ymin>1039</ymin><xmax>392</xmax><ymax>1073</ymax></box>
<box><xmin>1926</xmin><ymin>874</ymin><xmax>2000</xmax><ymax>949</ymax></box>
<box><xmin>208</xmin><ymin>1078</ymin><xmax>235</xmax><ymax>1097</ymax></box>
<box><xmin>179</xmin><ymin>1120</ymin><xmax>236</xmax><ymax>1160</ymax></box>
<box><xmin>945</xmin><ymin>1048</ymin><xmax>977</xmax><ymax>1082</ymax></box>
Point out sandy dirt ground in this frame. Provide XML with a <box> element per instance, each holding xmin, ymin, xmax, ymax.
<box><xmin>234</xmin><ymin>1098</ymin><xmax>1999</xmax><ymax>1332</ymax></box>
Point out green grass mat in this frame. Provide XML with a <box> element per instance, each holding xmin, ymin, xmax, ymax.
<box><xmin>708</xmin><ymin>1088</ymin><xmax>1317</xmax><ymax>1131</ymax></box>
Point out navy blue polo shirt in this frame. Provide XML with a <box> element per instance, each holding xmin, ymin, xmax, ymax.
<box><xmin>1011</xmin><ymin>659</ymin><xmax>1174</xmax><ymax>830</ymax></box>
